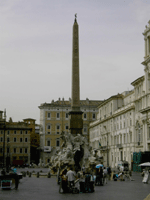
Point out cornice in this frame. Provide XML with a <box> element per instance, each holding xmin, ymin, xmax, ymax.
<box><xmin>131</xmin><ymin>76</ymin><xmax>144</xmax><ymax>86</ymax></box>
<box><xmin>141</xmin><ymin>57</ymin><xmax>150</xmax><ymax>66</ymax></box>
<box><xmin>139</xmin><ymin>106</ymin><xmax>150</xmax><ymax>114</ymax></box>
<box><xmin>97</xmin><ymin>94</ymin><xmax>123</xmax><ymax>108</ymax></box>
<box><xmin>89</xmin><ymin>104</ymin><xmax>135</xmax><ymax>129</ymax></box>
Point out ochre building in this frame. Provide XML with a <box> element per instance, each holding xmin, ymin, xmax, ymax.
<box><xmin>38</xmin><ymin>98</ymin><xmax>102</xmax><ymax>164</ymax></box>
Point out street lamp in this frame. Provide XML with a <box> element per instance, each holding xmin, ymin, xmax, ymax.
<box><xmin>6</xmin><ymin>135</ymin><xmax>10</xmax><ymax>172</ymax></box>
<box><xmin>104</xmin><ymin>125</ymin><xmax>109</xmax><ymax>167</ymax></box>
<box><xmin>2</xmin><ymin>109</ymin><xmax>6</xmax><ymax>169</ymax></box>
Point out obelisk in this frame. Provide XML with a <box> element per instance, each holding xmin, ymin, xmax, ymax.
<box><xmin>69</xmin><ymin>14</ymin><xmax>83</xmax><ymax>135</ymax></box>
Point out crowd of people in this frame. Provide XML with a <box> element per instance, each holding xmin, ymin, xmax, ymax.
<box><xmin>58</xmin><ymin>165</ymin><xmax>113</xmax><ymax>193</ymax></box>
<box><xmin>59</xmin><ymin>166</ymin><xmax>96</xmax><ymax>193</ymax></box>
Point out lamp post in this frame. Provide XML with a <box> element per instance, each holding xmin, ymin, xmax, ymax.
<box><xmin>107</xmin><ymin>132</ymin><xmax>109</xmax><ymax>167</ymax></box>
<box><xmin>104</xmin><ymin>125</ymin><xmax>109</xmax><ymax>167</ymax></box>
<box><xmin>2</xmin><ymin>109</ymin><xmax>6</xmax><ymax>169</ymax></box>
<box><xmin>6</xmin><ymin>135</ymin><xmax>10</xmax><ymax>172</ymax></box>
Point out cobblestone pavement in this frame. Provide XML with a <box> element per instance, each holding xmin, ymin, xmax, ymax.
<box><xmin>0</xmin><ymin>169</ymin><xmax>150</xmax><ymax>200</ymax></box>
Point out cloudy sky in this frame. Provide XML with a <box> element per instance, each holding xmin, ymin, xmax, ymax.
<box><xmin>0</xmin><ymin>0</ymin><xmax>150</xmax><ymax>123</ymax></box>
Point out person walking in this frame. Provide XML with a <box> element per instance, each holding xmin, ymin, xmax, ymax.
<box><xmin>99</xmin><ymin>167</ymin><xmax>104</xmax><ymax>186</ymax></box>
<box><xmin>107</xmin><ymin>166</ymin><xmax>111</xmax><ymax>180</ymax></box>
<box><xmin>103</xmin><ymin>167</ymin><xmax>108</xmax><ymax>184</ymax></box>
<box><xmin>142</xmin><ymin>167</ymin><xmax>149</xmax><ymax>184</ymax></box>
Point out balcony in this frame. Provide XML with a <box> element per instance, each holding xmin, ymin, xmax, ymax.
<box><xmin>136</xmin><ymin>142</ymin><xmax>143</xmax><ymax>147</ymax></box>
<box><xmin>116</xmin><ymin>144</ymin><xmax>123</xmax><ymax>149</ymax></box>
<box><xmin>44</xmin><ymin>146</ymin><xmax>51</xmax><ymax>152</ymax></box>
<box><xmin>100</xmin><ymin>146</ymin><xmax>107</xmax><ymax>150</ymax></box>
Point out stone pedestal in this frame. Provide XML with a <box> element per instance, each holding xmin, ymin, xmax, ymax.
<box><xmin>69</xmin><ymin>110</ymin><xmax>83</xmax><ymax>135</ymax></box>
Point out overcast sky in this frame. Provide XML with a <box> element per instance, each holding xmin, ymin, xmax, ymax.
<box><xmin>0</xmin><ymin>0</ymin><xmax>150</xmax><ymax>123</ymax></box>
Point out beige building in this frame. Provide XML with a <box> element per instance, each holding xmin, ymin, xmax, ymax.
<box><xmin>89</xmin><ymin>92</ymin><xmax>135</xmax><ymax>168</ymax></box>
<box><xmin>0</xmin><ymin>111</ymin><xmax>31</xmax><ymax>167</ymax></box>
<box><xmin>38</xmin><ymin>98</ymin><xmax>102</xmax><ymax>164</ymax></box>
<box><xmin>89</xmin><ymin>20</ymin><xmax>150</xmax><ymax>169</ymax></box>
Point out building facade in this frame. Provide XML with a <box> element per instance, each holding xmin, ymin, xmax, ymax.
<box><xmin>89</xmin><ymin>20</ymin><xmax>150</xmax><ymax>169</ymax></box>
<box><xmin>0</xmin><ymin>112</ymin><xmax>31</xmax><ymax>167</ymax></box>
<box><xmin>38</xmin><ymin>98</ymin><xmax>102</xmax><ymax>164</ymax></box>
<box><xmin>23</xmin><ymin>118</ymin><xmax>40</xmax><ymax>165</ymax></box>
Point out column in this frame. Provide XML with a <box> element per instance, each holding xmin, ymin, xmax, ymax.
<box><xmin>145</xmin><ymin>38</ymin><xmax>147</xmax><ymax>57</ymax></box>
<box><xmin>147</xmin><ymin>37</ymin><xmax>149</xmax><ymax>57</ymax></box>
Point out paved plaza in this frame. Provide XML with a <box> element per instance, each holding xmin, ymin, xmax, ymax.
<box><xmin>0</xmin><ymin>168</ymin><xmax>150</xmax><ymax>200</ymax></box>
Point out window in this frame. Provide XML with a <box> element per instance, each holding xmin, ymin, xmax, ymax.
<box><xmin>25</xmin><ymin>148</ymin><xmax>28</xmax><ymax>153</ymax></box>
<box><xmin>66</xmin><ymin>113</ymin><xmax>69</xmax><ymax>119</ymax></box>
<box><xmin>20</xmin><ymin>130</ymin><xmax>23</xmax><ymax>134</ymax></box>
<box><xmin>56</xmin><ymin>113</ymin><xmax>60</xmax><ymax>119</ymax></box>
<box><xmin>124</xmin><ymin>135</ymin><xmax>126</xmax><ymax>144</ymax></box>
<box><xmin>0</xmin><ymin>137</ymin><xmax>3</xmax><ymax>142</ymax></box>
<box><xmin>13</xmin><ymin>156</ymin><xmax>17</xmax><ymax>160</ymax></box>
<box><xmin>14</xmin><ymin>138</ymin><xmax>16</xmax><ymax>142</ymax></box>
<box><xmin>47</xmin><ymin>140</ymin><xmax>51</xmax><ymax>146</ymax></box>
<box><xmin>0</xmin><ymin>148</ymin><xmax>2</xmax><ymax>153</ymax></box>
<box><xmin>25</xmin><ymin>138</ymin><xmax>28</xmax><ymax>142</ymax></box>
<box><xmin>20</xmin><ymin>148</ymin><xmax>22</xmax><ymax>153</ymax></box>
<box><xmin>130</xmin><ymin>133</ymin><xmax>132</xmax><ymax>143</ymax></box>
<box><xmin>93</xmin><ymin>113</ymin><xmax>96</xmax><ymax>119</ymax></box>
<box><xmin>14</xmin><ymin>130</ymin><xmax>16</xmax><ymax>134</ymax></box>
<box><xmin>47</xmin><ymin>125</ymin><xmax>50</xmax><ymax>129</ymax></box>
<box><xmin>14</xmin><ymin>148</ymin><xmax>16</xmax><ymax>153</ymax></box>
<box><xmin>84</xmin><ymin>113</ymin><xmax>87</xmax><ymax>119</ymax></box>
<box><xmin>148</xmin><ymin>127</ymin><xmax>150</xmax><ymax>139</ymax></box>
<box><xmin>120</xmin><ymin>123</ymin><xmax>122</xmax><ymax>129</ymax></box>
<box><xmin>57</xmin><ymin>125</ymin><xmax>60</xmax><ymax>134</ymax></box>
<box><xmin>56</xmin><ymin>139</ymin><xmax>60</xmax><ymax>147</ymax></box>
<box><xmin>117</xmin><ymin>123</ymin><xmax>119</xmax><ymax>130</ymax></box>
<box><xmin>130</xmin><ymin>119</ymin><xmax>132</xmax><ymax>126</ymax></box>
<box><xmin>1</xmin><ymin>131</ymin><xmax>3</xmax><ymax>134</ymax></box>
<box><xmin>7</xmin><ymin>137</ymin><xmax>10</xmax><ymax>143</ymax></box>
<box><xmin>47</xmin><ymin>124</ymin><xmax>51</xmax><ymax>134</ymax></box>
<box><xmin>20</xmin><ymin>138</ymin><xmax>23</xmax><ymax>142</ymax></box>
<box><xmin>7</xmin><ymin>131</ymin><xmax>10</xmax><ymax>135</ymax></box>
<box><xmin>47</xmin><ymin>112</ymin><xmax>51</xmax><ymax>118</ymax></box>
<box><xmin>7</xmin><ymin>147</ymin><xmax>9</xmax><ymax>153</ymax></box>
<box><xmin>84</xmin><ymin>127</ymin><xmax>87</xmax><ymax>133</ymax></box>
<box><xmin>65</xmin><ymin>125</ymin><xmax>68</xmax><ymax>130</ymax></box>
<box><xmin>25</xmin><ymin>131</ymin><xmax>28</xmax><ymax>134</ymax></box>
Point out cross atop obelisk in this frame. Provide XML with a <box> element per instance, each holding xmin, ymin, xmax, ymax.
<box><xmin>69</xmin><ymin>14</ymin><xmax>83</xmax><ymax>135</ymax></box>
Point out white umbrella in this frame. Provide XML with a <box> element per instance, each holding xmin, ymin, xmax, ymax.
<box><xmin>139</xmin><ymin>162</ymin><xmax>150</xmax><ymax>167</ymax></box>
